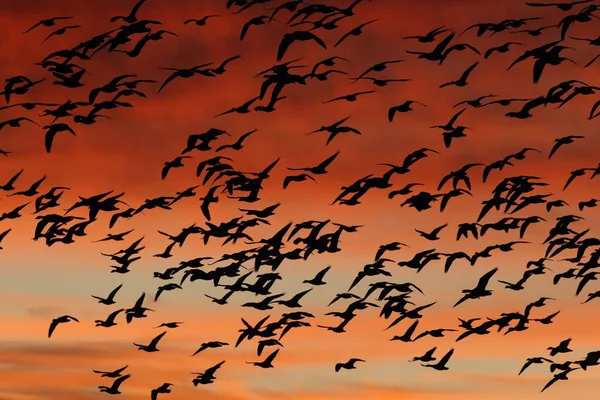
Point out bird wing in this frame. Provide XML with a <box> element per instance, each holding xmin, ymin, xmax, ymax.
<box><xmin>541</xmin><ymin>375</ymin><xmax>559</xmax><ymax>392</ymax></box>
<box><xmin>484</xmin><ymin>46</ymin><xmax>498</xmax><ymax>59</ymax></box>
<box><xmin>111</xmin><ymin>374</ymin><xmax>131</xmax><ymax>390</ymax></box>
<box><xmin>548</xmin><ymin>141</ymin><xmax>563</xmax><ymax>159</ymax></box>
<box><xmin>200</xmin><ymin>199</ymin><xmax>212</xmax><ymax>220</ymax></box>
<box><xmin>44</xmin><ymin>128</ymin><xmax>58</xmax><ymax>153</ymax></box>
<box><xmin>291</xmin><ymin>288</ymin><xmax>312</xmax><ymax>303</ymax></box>
<box><xmin>476</xmin><ymin>267</ymin><xmax>499</xmax><ymax>290</ymax></box>
<box><xmin>532</xmin><ymin>59</ymin><xmax>547</xmax><ymax>84</ymax></box>
<box><xmin>519</xmin><ymin>359</ymin><xmax>534</xmax><ymax>375</ymax></box>
<box><xmin>448</xmin><ymin>108</ymin><xmax>466</xmax><ymax>127</ymax></box>
<box><xmin>130</xmin><ymin>0</ymin><xmax>148</xmax><ymax>17</ymax></box>
<box><xmin>563</xmin><ymin>172</ymin><xmax>578</xmax><ymax>190</ymax></box>
<box><xmin>437</xmin><ymin>173</ymin><xmax>453</xmax><ymax>190</ymax></box>
<box><xmin>461</xmin><ymin>62</ymin><xmax>479</xmax><ymax>81</ymax></box>
<box><xmin>265</xmin><ymin>349</ymin><xmax>280</xmax><ymax>364</ymax></box>
<box><xmin>413</xmin><ymin>330</ymin><xmax>431</xmax><ymax>341</ymax></box>
<box><xmin>375</xmin><ymin>246</ymin><xmax>387</xmax><ymax>261</ymax></box>
<box><xmin>387</xmin><ymin>106</ymin><xmax>398</xmax><ymax>122</ymax></box>
<box><xmin>453</xmin><ymin>292</ymin><xmax>471</xmax><ymax>307</ymax></box>
<box><xmin>560</xmin><ymin>338</ymin><xmax>572</xmax><ymax>347</ymax></box>
<box><xmin>334</xmin><ymin>30</ymin><xmax>354</xmax><ymax>47</ymax></box>
<box><xmin>240</xmin><ymin>19</ymin><xmax>254</xmax><ymax>41</ymax></box>
<box><xmin>257</xmin><ymin>341</ymin><xmax>266</xmax><ymax>356</ymax></box>
<box><xmin>238</xmin><ymin>128</ymin><xmax>257</xmax><ymax>143</ymax></box>
<box><xmin>114</xmin><ymin>365</ymin><xmax>129</xmax><ymax>374</ymax></box>
<box><xmin>440</xmin><ymin>348</ymin><xmax>454</xmax><ymax>365</ymax></box>
<box><xmin>348</xmin><ymin>271</ymin><xmax>366</xmax><ymax>291</ymax></box>
<box><xmin>317</xmin><ymin>152</ymin><xmax>340</xmax><ymax>170</ymax></box>
<box><xmin>134</xmin><ymin>292</ymin><xmax>146</xmax><ymax>308</ymax></box>
<box><xmin>193</xmin><ymin>344</ymin><xmax>207</xmax><ymax>356</ymax></box>
<box><xmin>442</xmin><ymin>131</ymin><xmax>454</xmax><ymax>148</ymax></box>
<box><xmin>276</xmin><ymin>33</ymin><xmax>295</xmax><ymax>61</ymax></box>
<box><xmin>108</xmin><ymin>308</ymin><xmax>124</xmax><ymax>322</ymax></box>
<box><xmin>24</xmin><ymin>20</ymin><xmax>44</xmax><ymax>33</ymax></box>
<box><xmin>308</xmin><ymin>31</ymin><xmax>327</xmax><ymax>49</ymax></box>
<box><xmin>315</xmin><ymin>266</ymin><xmax>331</xmax><ymax>280</ymax></box>
<box><xmin>48</xmin><ymin>319</ymin><xmax>59</xmax><ymax>338</ymax></box>
<box><xmin>432</xmin><ymin>224</ymin><xmax>448</xmax><ymax>236</ymax></box>
<box><xmin>406</xmin><ymin>320</ymin><xmax>420</xmax><ymax>338</ymax></box>
<box><xmin>205</xmin><ymin>360</ymin><xmax>225</xmax><ymax>376</ymax></box>
<box><xmin>154</xmin><ymin>287</ymin><xmax>165</xmax><ymax>301</ymax></box>
<box><xmin>149</xmin><ymin>331</ymin><xmax>167</xmax><ymax>347</ymax></box>
<box><xmin>589</xmin><ymin>99</ymin><xmax>600</xmax><ymax>119</ymax></box>
<box><xmin>283</xmin><ymin>175</ymin><xmax>300</xmax><ymax>189</ymax></box>
<box><xmin>434</xmin><ymin>31</ymin><xmax>455</xmax><ymax>54</ymax></box>
<box><xmin>161</xmin><ymin>163</ymin><xmax>171</xmax><ymax>180</ymax></box>
<box><xmin>158</xmin><ymin>71</ymin><xmax>181</xmax><ymax>93</ymax></box>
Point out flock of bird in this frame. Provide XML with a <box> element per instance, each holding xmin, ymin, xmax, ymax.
<box><xmin>2</xmin><ymin>0</ymin><xmax>600</xmax><ymax>397</ymax></box>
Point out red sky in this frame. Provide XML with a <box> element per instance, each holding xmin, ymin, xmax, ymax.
<box><xmin>1</xmin><ymin>0</ymin><xmax>600</xmax><ymax>399</ymax></box>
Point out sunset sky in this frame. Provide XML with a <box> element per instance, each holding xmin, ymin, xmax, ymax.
<box><xmin>1</xmin><ymin>0</ymin><xmax>600</xmax><ymax>399</ymax></box>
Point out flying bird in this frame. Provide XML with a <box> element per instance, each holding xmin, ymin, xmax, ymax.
<box><xmin>24</xmin><ymin>17</ymin><xmax>73</xmax><ymax>33</ymax></box>
<box><xmin>277</xmin><ymin>31</ymin><xmax>327</xmax><ymax>61</ymax></box>
<box><xmin>335</xmin><ymin>358</ymin><xmax>365</xmax><ymax>372</ymax></box>
<box><xmin>48</xmin><ymin>315</ymin><xmax>79</xmax><ymax>338</ymax></box>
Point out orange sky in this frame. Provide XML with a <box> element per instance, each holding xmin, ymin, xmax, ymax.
<box><xmin>1</xmin><ymin>0</ymin><xmax>600</xmax><ymax>399</ymax></box>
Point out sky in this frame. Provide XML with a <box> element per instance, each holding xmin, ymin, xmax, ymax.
<box><xmin>1</xmin><ymin>0</ymin><xmax>600</xmax><ymax>398</ymax></box>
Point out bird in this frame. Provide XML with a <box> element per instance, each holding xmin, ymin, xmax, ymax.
<box><xmin>303</xmin><ymin>266</ymin><xmax>331</xmax><ymax>285</ymax></box>
<box><xmin>283</xmin><ymin>174</ymin><xmax>316</xmax><ymax>189</ymax></box>
<box><xmin>216</xmin><ymin>129</ymin><xmax>257</xmax><ymax>152</ymax></box>
<box><xmin>388</xmin><ymin>101</ymin><xmax>426</xmax><ymax>122</ymax></box>
<box><xmin>0</xmin><ymin>229</ymin><xmax>12</xmax><ymax>249</ymax></box>
<box><xmin>199</xmin><ymin>185</ymin><xmax>221</xmax><ymax>221</ymax></box>
<box><xmin>246</xmin><ymin>349</ymin><xmax>280</xmax><ymax>368</ymax></box>
<box><xmin>151</xmin><ymin>383</ymin><xmax>174</xmax><ymax>400</ymax></box>
<box><xmin>335</xmin><ymin>19</ymin><xmax>378</xmax><ymax>47</ymax></box>
<box><xmin>24</xmin><ymin>17</ymin><xmax>74</xmax><ymax>34</ymax></box>
<box><xmin>415</xmin><ymin>224</ymin><xmax>448</xmax><ymax>240</ymax></box>
<box><xmin>335</xmin><ymin>358</ymin><xmax>365</xmax><ymax>372</ymax></box>
<box><xmin>439</xmin><ymin>62</ymin><xmax>479</xmax><ymax>88</ymax></box>
<box><xmin>91</xmin><ymin>284</ymin><xmax>123</xmax><ymax>305</ymax></box>
<box><xmin>277</xmin><ymin>31</ymin><xmax>327</xmax><ymax>61</ymax></box>
<box><xmin>549</xmin><ymin>135</ymin><xmax>585</xmax><ymax>158</ymax></box>
<box><xmin>185</xmin><ymin>15</ymin><xmax>220</xmax><ymax>26</ymax></box>
<box><xmin>48</xmin><ymin>315</ymin><xmax>79</xmax><ymax>338</ymax></box>
<box><xmin>110</xmin><ymin>0</ymin><xmax>148</xmax><ymax>23</ymax></box>
<box><xmin>42</xmin><ymin>25</ymin><xmax>81</xmax><ymax>43</ymax></box>
<box><xmin>541</xmin><ymin>367</ymin><xmax>580</xmax><ymax>392</ymax></box>
<box><xmin>287</xmin><ymin>152</ymin><xmax>340</xmax><ymax>175</ymax></box>
<box><xmin>134</xmin><ymin>331</ymin><xmax>167</xmax><ymax>352</ymax></box>
<box><xmin>240</xmin><ymin>16</ymin><xmax>270</xmax><ymax>41</ymax></box>
<box><xmin>548</xmin><ymin>339</ymin><xmax>573</xmax><ymax>356</ymax></box>
<box><xmin>485</xmin><ymin>42</ymin><xmax>522</xmax><ymax>59</ymax></box>
<box><xmin>323</xmin><ymin>91</ymin><xmax>375</xmax><ymax>103</ymax></box>
<box><xmin>454</xmin><ymin>268</ymin><xmax>498</xmax><ymax>307</ymax></box>
<box><xmin>162</xmin><ymin>156</ymin><xmax>191</xmax><ymax>179</ymax></box>
<box><xmin>422</xmin><ymin>348</ymin><xmax>454</xmax><ymax>370</ymax></box>
<box><xmin>0</xmin><ymin>117</ymin><xmax>40</xmax><ymax>131</ymax></box>
<box><xmin>525</xmin><ymin>0</ymin><xmax>593</xmax><ymax>11</ymax></box>
<box><xmin>403</xmin><ymin>25</ymin><xmax>451</xmax><ymax>43</ymax></box>
<box><xmin>158</xmin><ymin>64</ymin><xmax>214</xmax><ymax>93</ymax></box>
<box><xmin>98</xmin><ymin>374</ymin><xmax>131</xmax><ymax>395</ymax></box>
<box><xmin>519</xmin><ymin>357</ymin><xmax>554</xmax><ymax>375</ymax></box>
<box><xmin>93</xmin><ymin>365</ymin><xmax>129</xmax><ymax>378</ymax></box>
<box><xmin>192</xmin><ymin>341</ymin><xmax>229</xmax><ymax>356</ymax></box>
<box><xmin>43</xmin><ymin>123</ymin><xmax>76</xmax><ymax>153</ymax></box>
